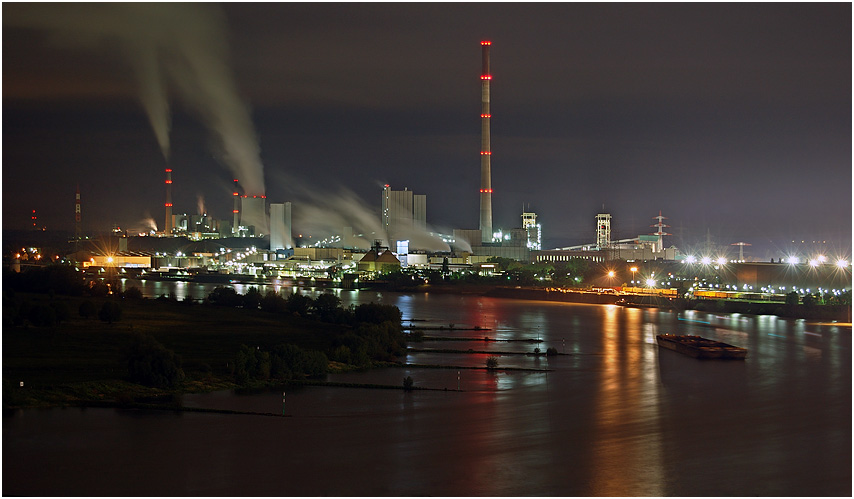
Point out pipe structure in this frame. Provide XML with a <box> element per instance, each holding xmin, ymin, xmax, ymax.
<box><xmin>479</xmin><ymin>41</ymin><xmax>493</xmax><ymax>243</ymax></box>
<box><xmin>164</xmin><ymin>168</ymin><xmax>173</xmax><ymax>235</ymax></box>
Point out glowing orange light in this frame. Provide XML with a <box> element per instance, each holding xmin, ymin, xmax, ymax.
<box><xmin>479</xmin><ymin>189</ymin><xmax>493</xmax><ymax>193</ymax></box>
<box><xmin>165</xmin><ymin>203</ymin><xmax>172</xmax><ymax>207</ymax></box>
<box><xmin>480</xmin><ymin>75</ymin><xmax>492</xmax><ymax>80</ymax></box>
<box><xmin>165</xmin><ymin>180</ymin><xmax>172</xmax><ymax>184</ymax></box>
<box><xmin>233</xmin><ymin>192</ymin><xmax>239</xmax><ymax>196</ymax></box>
<box><xmin>480</xmin><ymin>151</ymin><xmax>492</xmax><ymax>155</ymax></box>
<box><xmin>481</xmin><ymin>114</ymin><xmax>491</xmax><ymax>118</ymax></box>
<box><xmin>165</xmin><ymin>169</ymin><xmax>172</xmax><ymax>172</ymax></box>
<box><xmin>233</xmin><ymin>210</ymin><xmax>239</xmax><ymax>213</ymax></box>
<box><xmin>481</xmin><ymin>41</ymin><xmax>491</xmax><ymax>45</ymax></box>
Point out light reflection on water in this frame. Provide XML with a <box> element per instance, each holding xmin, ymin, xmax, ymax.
<box><xmin>3</xmin><ymin>285</ymin><xmax>851</xmax><ymax>496</ymax></box>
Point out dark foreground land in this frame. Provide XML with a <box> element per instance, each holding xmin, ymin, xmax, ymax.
<box><xmin>2</xmin><ymin>293</ymin><xmax>368</xmax><ymax>409</ymax></box>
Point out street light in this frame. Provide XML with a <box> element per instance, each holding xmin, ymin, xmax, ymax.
<box><xmin>630</xmin><ymin>266</ymin><xmax>637</xmax><ymax>284</ymax></box>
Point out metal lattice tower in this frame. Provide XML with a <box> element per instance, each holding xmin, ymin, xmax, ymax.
<box><xmin>650</xmin><ymin>211</ymin><xmax>671</xmax><ymax>252</ymax></box>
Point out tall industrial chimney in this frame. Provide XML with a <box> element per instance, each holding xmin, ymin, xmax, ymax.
<box><xmin>232</xmin><ymin>178</ymin><xmax>241</xmax><ymax>235</ymax></box>
<box><xmin>479</xmin><ymin>40</ymin><xmax>493</xmax><ymax>243</ymax></box>
<box><xmin>164</xmin><ymin>168</ymin><xmax>173</xmax><ymax>235</ymax></box>
<box><xmin>75</xmin><ymin>184</ymin><xmax>82</xmax><ymax>247</ymax></box>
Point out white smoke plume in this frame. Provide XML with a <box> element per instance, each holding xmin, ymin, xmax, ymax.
<box><xmin>130</xmin><ymin>216</ymin><xmax>158</xmax><ymax>234</ymax></box>
<box><xmin>197</xmin><ymin>194</ymin><xmax>206</xmax><ymax>216</ymax></box>
<box><xmin>5</xmin><ymin>3</ymin><xmax>265</xmax><ymax>194</ymax></box>
<box><xmin>293</xmin><ymin>188</ymin><xmax>388</xmax><ymax>250</ymax></box>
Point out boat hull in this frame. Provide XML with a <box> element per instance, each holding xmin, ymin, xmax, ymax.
<box><xmin>656</xmin><ymin>334</ymin><xmax>747</xmax><ymax>360</ymax></box>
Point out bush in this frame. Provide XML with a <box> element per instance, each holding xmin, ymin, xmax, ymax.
<box><xmin>79</xmin><ymin>300</ymin><xmax>97</xmax><ymax>319</ymax></box>
<box><xmin>260</xmin><ymin>291</ymin><xmax>287</xmax><ymax>313</ymax></box>
<box><xmin>126</xmin><ymin>333</ymin><xmax>184</xmax><ymax>388</ymax></box>
<box><xmin>49</xmin><ymin>301</ymin><xmax>70</xmax><ymax>323</ymax></box>
<box><xmin>546</xmin><ymin>347</ymin><xmax>558</xmax><ymax>356</ymax></box>
<box><xmin>403</xmin><ymin>376</ymin><xmax>414</xmax><ymax>391</ymax></box>
<box><xmin>28</xmin><ymin>303</ymin><xmax>56</xmax><ymax>327</ymax></box>
<box><xmin>99</xmin><ymin>301</ymin><xmax>122</xmax><ymax>324</ymax></box>
<box><xmin>208</xmin><ymin>286</ymin><xmax>242</xmax><ymax>307</ymax></box>
<box><xmin>123</xmin><ymin>286</ymin><xmax>143</xmax><ymax>299</ymax></box>
<box><xmin>242</xmin><ymin>287</ymin><xmax>262</xmax><ymax>309</ymax></box>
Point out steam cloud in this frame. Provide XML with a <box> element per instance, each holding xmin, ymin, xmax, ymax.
<box><xmin>6</xmin><ymin>3</ymin><xmax>265</xmax><ymax>195</ymax></box>
<box><xmin>287</xmin><ymin>183</ymin><xmax>450</xmax><ymax>252</ymax></box>
<box><xmin>197</xmin><ymin>194</ymin><xmax>206</xmax><ymax>216</ymax></box>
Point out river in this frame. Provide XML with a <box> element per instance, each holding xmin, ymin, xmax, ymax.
<box><xmin>3</xmin><ymin>282</ymin><xmax>851</xmax><ymax>496</ymax></box>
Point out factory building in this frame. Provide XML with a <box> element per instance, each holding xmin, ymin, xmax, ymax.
<box><xmin>270</xmin><ymin>202</ymin><xmax>292</xmax><ymax>251</ymax></box>
<box><xmin>522</xmin><ymin>211</ymin><xmax>541</xmax><ymax>251</ymax></box>
<box><xmin>381</xmin><ymin>184</ymin><xmax>426</xmax><ymax>250</ymax></box>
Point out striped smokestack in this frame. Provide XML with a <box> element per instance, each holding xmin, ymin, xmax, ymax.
<box><xmin>232</xmin><ymin>178</ymin><xmax>240</xmax><ymax>234</ymax></box>
<box><xmin>479</xmin><ymin>40</ymin><xmax>493</xmax><ymax>243</ymax></box>
<box><xmin>165</xmin><ymin>168</ymin><xmax>173</xmax><ymax>235</ymax></box>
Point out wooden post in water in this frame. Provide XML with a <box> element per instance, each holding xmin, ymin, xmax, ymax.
<box><xmin>282</xmin><ymin>392</ymin><xmax>286</xmax><ymax>416</ymax></box>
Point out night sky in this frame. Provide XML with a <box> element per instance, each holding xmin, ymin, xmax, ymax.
<box><xmin>3</xmin><ymin>3</ymin><xmax>851</xmax><ymax>258</ymax></box>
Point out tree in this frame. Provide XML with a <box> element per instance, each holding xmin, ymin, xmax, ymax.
<box><xmin>49</xmin><ymin>301</ymin><xmax>70</xmax><ymax>324</ymax></box>
<box><xmin>78</xmin><ymin>300</ymin><xmax>97</xmax><ymax>319</ymax></box>
<box><xmin>403</xmin><ymin>376</ymin><xmax>414</xmax><ymax>391</ymax></box>
<box><xmin>126</xmin><ymin>333</ymin><xmax>184</xmax><ymax>388</ymax></box>
<box><xmin>242</xmin><ymin>286</ymin><xmax>263</xmax><ymax>309</ymax></box>
<box><xmin>28</xmin><ymin>303</ymin><xmax>56</xmax><ymax>327</ymax></box>
<box><xmin>312</xmin><ymin>292</ymin><xmax>341</xmax><ymax>322</ymax></box>
<box><xmin>785</xmin><ymin>291</ymin><xmax>800</xmax><ymax>305</ymax></box>
<box><xmin>99</xmin><ymin>301</ymin><xmax>122</xmax><ymax>324</ymax></box>
<box><xmin>260</xmin><ymin>291</ymin><xmax>287</xmax><ymax>313</ymax></box>
<box><xmin>285</xmin><ymin>292</ymin><xmax>313</xmax><ymax>316</ymax></box>
<box><xmin>123</xmin><ymin>286</ymin><xmax>143</xmax><ymax>299</ymax></box>
<box><xmin>208</xmin><ymin>286</ymin><xmax>242</xmax><ymax>307</ymax></box>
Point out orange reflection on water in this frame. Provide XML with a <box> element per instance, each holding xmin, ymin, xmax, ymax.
<box><xmin>588</xmin><ymin>305</ymin><xmax>665</xmax><ymax>496</ymax></box>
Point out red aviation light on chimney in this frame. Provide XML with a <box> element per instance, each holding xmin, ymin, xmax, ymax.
<box><xmin>233</xmin><ymin>209</ymin><xmax>239</xmax><ymax>213</ymax></box>
<box><xmin>481</xmin><ymin>41</ymin><xmax>491</xmax><ymax>45</ymax></box>
<box><xmin>165</xmin><ymin>180</ymin><xmax>172</xmax><ymax>184</ymax></box>
<box><xmin>233</xmin><ymin>192</ymin><xmax>239</xmax><ymax>196</ymax></box>
<box><xmin>481</xmin><ymin>114</ymin><xmax>491</xmax><ymax>118</ymax></box>
<box><xmin>480</xmin><ymin>151</ymin><xmax>492</xmax><ymax>155</ymax></box>
<box><xmin>165</xmin><ymin>169</ymin><xmax>172</xmax><ymax>173</ymax></box>
<box><xmin>165</xmin><ymin>203</ymin><xmax>173</xmax><ymax>207</ymax></box>
<box><xmin>479</xmin><ymin>189</ymin><xmax>493</xmax><ymax>193</ymax></box>
<box><xmin>480</xmin><ymin>75</ymin><xmax>492</xmax><ymax>80</ymax></box>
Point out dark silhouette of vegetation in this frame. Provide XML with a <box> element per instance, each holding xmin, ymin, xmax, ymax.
<box><xmin>786</xmin><ymin>291</ymin><xmax>800</xmax><ymax>305</ymax></box>
<box><xmin>546</xmin><ymin>347</ymin><xmax>558</xmax><ymax>356</ymax></box>
<box><xmin>486</xmin><ymin>356</ymin><xmax>499</xmax><ymax>370</ymax></box>
<box><xmin>285</xmin><ymin>292</ymin><xmax>313</xmax><ymax>316</ymax></box>
<box><xmin>126</xmin><ymin>333</ymin><xmax>185</xmax><ymax>388</ymax></box>
<box><xmin>99</xmin><ymin>301</ymin><xmax>122</xmax><ymax>324</ymax></box>
<box><xmin>207</xmin><ymin>286</ymin><xmax>242</xmax><ymax>307</ymax></box>
<box><xmin>49</xmin><ymin>300</ymin><xmax>70</xmax><ymax>324</ymax></box>
<box><xmin>123</xmin><ymin>286</ymin><xmax>143</xmax><ymax>299</ymax></box>
<box><xmin>242</xmin><ymin>286</ymin><xmax>263</xmax><ymax>309</ymax></box>
<box><xmin>403</xmin><ymin>375</ymin><xmax>414</xmax><ymax>391</ymax></box>
<box><xmin>78</xmin><ymin>300</ymin><xmax>97</xmax><ymax>319</ymax></box>
<box><xmin>4</xmin><ymin>264</ymin><xmax>86</xmax><ymax>296</ymax></box>
<box><xmin>27</xmin><ymin>302</ymin><xmax>56</xmax><ymax>327</ymax></box>
<box><xmin>232</xmin><ymin>343</ymin><xmax>328</xmax><ymax>384</ymax></box>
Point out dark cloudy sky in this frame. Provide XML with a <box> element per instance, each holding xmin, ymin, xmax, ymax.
<box><xmin>3</xmin><ymin>2</ymin><xmax>851</xmax><ymax>258</ymax></box>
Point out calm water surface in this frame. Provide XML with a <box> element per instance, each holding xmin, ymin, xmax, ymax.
<box><xmin>3</xmin><ymin>285</ymin><xmax>851</xmax><ymax>496</ymax></box>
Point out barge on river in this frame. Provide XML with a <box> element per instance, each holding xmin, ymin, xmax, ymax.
<box><xmin>656</xmin><ymin>334</ymin><xmax>747</xmax><ymax>359</ymax></box>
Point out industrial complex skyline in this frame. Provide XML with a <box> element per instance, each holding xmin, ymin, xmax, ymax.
<box><xmin>3</xmin><ymin>3</ymin><xmax>851</xmax><ymax>259</ymax></box>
